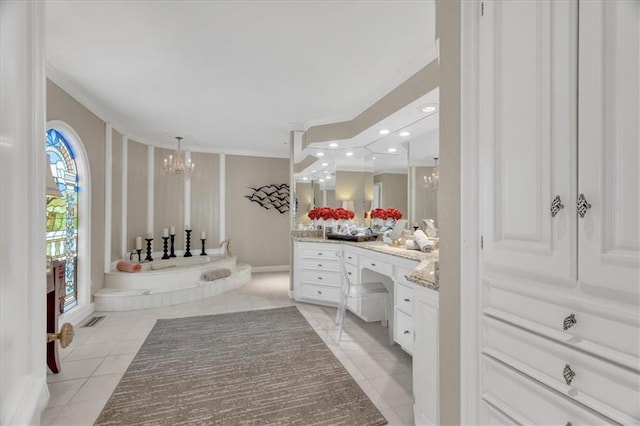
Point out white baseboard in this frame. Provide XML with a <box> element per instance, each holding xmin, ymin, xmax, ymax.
<box><xmin>252</xmin><ymin>265</ymin><xmax>290</xmax><ymax>273</ymax></box>
<box><xmin>59</xmin><ymin>302</ymin><xmax>95</xmax><ymax>327</ymax></box>
<box><xmin>3</xmin><ymin>375</ymin><xmax>49</xmax><ymax>426</ymax></box>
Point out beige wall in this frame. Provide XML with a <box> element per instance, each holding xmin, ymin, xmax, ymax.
<box><xmin>437</xmin><ymin>0</ymin><xmax>461</xmax><ymax>423</ymax></box>
<box><xmin>47</xmin><ymin>80</ymin><xmax>106</xmax><ymax>296</ymax></box>
<box><xmin>226</xmin><ymin>155</ymin><xmax>290</xmax><ymax>267</ymax></box>
<box><xmin>190</xmin><ymin>152</ymin><xmax>220</xmax><ymax>247</ymax></box>
<box><xmin>127</xmin><ymin>140</ymin><xmax>147</xmax><ymax>253</ymax></box>
<box><xmin>295</xmin><ymin>182</ymin><xmax>313</xmax><ymax>224</ymax></box>
<box><xmin>374</xmin><ymin>173</ymin><xmax>408</xmax><ymax>215</ymax></box>
<box><xmin>412</xmin><ymin>166</ymin><xmax>438</xmax><ymax>227</ymax></box>
<box><xmin>154</xmin><ymin>147</ymin><xmax>185</xmax><ymax>251</ymax></box>
<box><xmin>111</xmin><ymin>129</ymin><xmax>122</xmax><ymax>261</ymax></box>
<box><xmin>335</xmin><ymin>171</ymin><xmax>373</xmax><ymax>220</ymax></box>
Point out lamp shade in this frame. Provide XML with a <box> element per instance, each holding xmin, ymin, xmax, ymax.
<box><xmin>342</xmin><ymin>200</ymin><xmax>355</xmax><ymax>212</ymax></box>
<box><xmin>46</xmin><ymin>154</ymin><xmax>62</xmax><ymax>197</ymax></box>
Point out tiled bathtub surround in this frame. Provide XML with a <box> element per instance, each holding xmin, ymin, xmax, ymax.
<box><xmin>42</xmin><ymin>272</ymin><xmax>414</xmax><ymax>426</ymax></box>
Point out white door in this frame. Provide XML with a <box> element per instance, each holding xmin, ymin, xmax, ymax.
<box><xmin>413</xmin><ymin>286</ymin><xmax>438</xmax><ymax>425</ymax></box>
<box><xmin>578</xmin><ymin>0</ymin><xmax>640</xmax><ymax>298</ymax></box>
<box><xmin>478</xmin><ymin>0</ymin><xmax>578</xmax><ymax>283</ymax></box>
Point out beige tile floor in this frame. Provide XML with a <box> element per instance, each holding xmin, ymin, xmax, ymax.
<box><xmin>42</xmin><ymin>272</ymin><xmax>414</xmax><ymax>425</ymax></box>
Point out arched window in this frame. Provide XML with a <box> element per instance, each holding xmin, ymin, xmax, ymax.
<box><xmin>46</xmin><ymin>129</ymin><xmax>78</xmax><ymax>312</ymax></box>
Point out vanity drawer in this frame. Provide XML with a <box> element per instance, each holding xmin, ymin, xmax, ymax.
<box><xmin>394</xmin><ymin>309</ymin><xmax>414</xmax><ymax>354</ymax></box>
<box><xmin>394</xmin><ymin>266</ymin><xmax>415</xmax><ymax>287</ymax></box>
<box><xmin>481</xmin><ymin>355</ymin><xmax>615</xmax><ymax>425</ymax></box>
<box><xmin>301</xmin><ymin>269</ymin><xmax>341</xmax><ymax>286</ymax></box>
<box><xmin>395</xmin><ymin>282</ymin><xmax>413</xmax><ymax>316</ymax></box>
<box><xmin>300</xmin><ymin>246</ymin><xmax>340</xmax><ymax>259</ymax></box>
<box><xmin>301</xmin><ymin>283</ymin><xmax>341</xmax><ymax>304</ymax></box>
<box><xmin>343</xmin><ymin>247</ymin><xmax>359</xmax><ymax>266</ymax></box>
<box><xmin>482</xmin><ymin>315</ymin><xmax>639</xmax><ymax>424</ymax></box>
<box><xmin>301</xmin><ymin>258</ymin><xmax>339</xmax><ymax>271</ymax></box>
<box><xmin>484</xmin><ymin>278</ymin><xmax>640</xmax><ymax>370</ymax></box>
<box><xmin>360</xmin><ymin>255</ymin><xmax>393</xmax><ymax>277</ymax></box>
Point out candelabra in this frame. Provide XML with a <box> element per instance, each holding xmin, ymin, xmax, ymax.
<box><xmin>144</xmin><ymin>238</ymin><xmax>153</xmax><ymax>262</ymax></box>
<box><xmin>169</xmin><ymin>233</ymin><xmax>176</xmax><ymax>257</ymax></box>
<box><xmin>136</xmin><ymin>249</ymin><xmax>142</xmax><ymax>262</ymax></box>
<box><xmin>161</xmin><ymin>236</ymin><xmax>170</xmax><ymax>259</ymax></box>
<box><xmin>200</xmin><ymin>238</ymin><xmax>207</xmax><ymax>256</ymax></box>
<box><xmin>184</xmin><ymin>230</ymin><xmax>192</xmax><ymax>257</ymax></box>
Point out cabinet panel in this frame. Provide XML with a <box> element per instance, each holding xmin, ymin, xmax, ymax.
<box><xmin>578</xmin><ymin>0</ymin><xmax>640</xmax><ymax>298</ymax></box>
<box><xmin>394</xmin><ymin>309</ymin><xmax>413</xmax><ymax>354</ymax></box>
<box><xmin>479</xmin><ymin>0</ymin><xmax>577</xmax><ymax>282</ymax></box>
<box><xmin>413</xmin><ymin>285</ymin><xmax>439</xmax><ymax>425</ymax></box>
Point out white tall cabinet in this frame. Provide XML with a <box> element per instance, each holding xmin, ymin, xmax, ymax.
<box><xmin>475</xmin><ymin>0</ymin><xmax>639</xmax><ymax>424</ymax></box>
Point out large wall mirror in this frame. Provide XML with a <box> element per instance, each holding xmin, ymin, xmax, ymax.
<box><xmin>293</xmin><ymin>88</ymin><xmax>439</xmax><ymax>232</ymax></box>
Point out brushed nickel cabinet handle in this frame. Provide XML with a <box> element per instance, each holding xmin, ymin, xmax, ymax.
<box><xmin>317</xmin><ymin>277</ymin><xmax>322</xmax><ymax>280</ymax></box>
<box><xmin>404</xmin><ymin>298</ymin><xmax>410</xmax><ymax>302</ymax></box>
<box><xmin>317</xmin><ymin>264</ymin><xmax>323</xmax><ymax>267</ymax></box>
<box><xmin>551</xmin><ymin>195</ymin><xmax>564</xmax><ymax>217</ymax></box>
<box><xmin>563</xmin><ymin>314</ymin><xmax>577</xmax><ymax>331</ymax></box>
<box><xmin>317</xmin><ymin>290</ymin><xmax>322</xmax><ymax>295</ymax></box>
<box><xmin>577</xmin><ymin>194</ymin><xmax>591</xmax><ymax>218</ymax></box>
<box><xmin>403</xmin><ymin>330</ymin><xmax>410</xmax><ymax>334</ymax></box>
<box><xmin>371</xmin><ymin>263</ymin><xmax>376</xmax><ymax>267</ymax></box>
<box><xmin>563</xmin><ymin>364</ymin><xmax>575</xmax><ymax>385</ymax></box>
<box><xmin>318</xmin><ymin>252</ymin><xmax>323</xmax><ymax>255</ymax></box>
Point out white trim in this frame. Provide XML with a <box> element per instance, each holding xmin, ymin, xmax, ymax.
<box><xmin>252</xmin><ymin>265</ymin><xmax>290</xmax><ymax>273</ymax></box>
<box><xmin>121</xmin><ymin>136</ymin><xmax>128</xmax><ymax>257</ymax></box>
<box><xmin>460</xmin><ymin>1</ymin><xmax>481</xmax><ymax>424</ymax></box>
<box><xmin>219</xmin><ymin>153</ymin><xmax>226</xmax><ymax>242</ymax></box>
<box><xmin>47</xmin><ymin>119</ymin><xmax>93</xmax><ymax>323</ymax></box>
<box><xmin>104</xmin><ymin>123</ymin><xmax>112</xmax><ymax>273</ymax></box>
<box><xmin>147</xmin><ymin>145</ymin><xmax>154</xmax><ymax>233</ymax></box>
<box><xmin>4</xmin><ymin>375</ymin><xmax>49</xmax><ymax>426</ymax></box>
<box><xmin>184</xmin><ymin>150</ymin><xmax>191</xmax><ymax>229</ymax></box>
<box><xmin>59</xmin><ymin>302</ymin><xmax>94</xmax><ymax>328</ymax></box>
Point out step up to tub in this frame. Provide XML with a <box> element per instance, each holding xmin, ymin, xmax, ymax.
<box><xmin>95</xmin><ymin>262</ymin><xmax>251</xmax><ymax>311</ymax></box>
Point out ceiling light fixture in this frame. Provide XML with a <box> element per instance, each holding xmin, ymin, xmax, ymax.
<box><xmin>379</xmin><ymin>129</ymin><xmax>390</xmax><ymax>135</ymax></box>
<box><xmin>163</xmin><ymin>136</ymin><xmax>194</xmax><ymax>179</ymax></box>
<box><xmin>399</xmin><ymin>131</ymin><xmax>411</xmax><ymax>137</ymax></box>
<box><xmin>345</xmin><ymin>151</ymin><xmax>354</xmax><ymax>157</ymax></box>
<box><xmin>316</xmin><ymin>152</ymin><xmax>325</xmax><ymax>157</ymax></box>
<box><xmin>319</xmin><ymin>179</ymin><xmax>325</xmax><ymax>183</ymax></box>
<box><xmin>424</xmin><ymin>157</ymin><xmax>440</xmax><ymax>190</ymax></box>
<box><xmin>387</xmin><ymin>147</ymin><xmax>397</xmax><ymax>153</ymax></box>
<box><xmin>324</xmin><ymin>170</ymin><xmax>329</xmax><ymax>174</ymax></box>
<box><xmin>321</xmin><ymin>162</ymin><xmax>328</xmax><ymax>167</ymax></box>
<box><xmin>421</xmin><ymin>105</ymin><xmax>438</xmax><ymax>113</ymax></box>
<box><xmin>329</xmin><ymin>142</ymin><xmax>339</xmax><ymax>148</ymax></box>
<box><xmin>325</xmin><ymin>176</ymin><xmax>331</xmax><ymax>180</ymax></box>
<box><xmin>302</xmin><ymin>177</ymin><xmax>308</xmax><ymax>181</ymax></box>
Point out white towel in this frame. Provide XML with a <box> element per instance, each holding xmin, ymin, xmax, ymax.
<box><xmin>413</xmin><ymin>230</ymin><xmax>435</xmax><ymax>252</ymax></box>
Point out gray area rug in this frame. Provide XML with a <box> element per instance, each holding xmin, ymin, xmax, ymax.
<box><xmin>94</xmin><ymin>306</ymin><xmax>387</xmax><ymax>425</ymax></box>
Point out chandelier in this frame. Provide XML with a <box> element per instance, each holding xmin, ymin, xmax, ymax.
<box><xmin>424</xmin><ymin>157</ymin><xmax>439</xmax><ymax>190</ymax></box>
<box><xmin>163</xmin><ymin>136</ymin><xmax>194</xmax><ymax>179</ymax></box>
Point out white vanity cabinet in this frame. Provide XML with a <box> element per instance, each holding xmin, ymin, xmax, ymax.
<box><xmin>475</xmin><ymin>1</ymin><xmax>640</xmax><ymax>424</ymax></box>
<box><xmin>293</xmin><ymin>242</ymin><xmax>342</xmax><ymax>306</ymax></box>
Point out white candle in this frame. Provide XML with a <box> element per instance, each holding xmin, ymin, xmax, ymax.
<box><xmin>201</xmin><ymin>231</ymin><xmax>206</xmax><ymax>239</ymax></box>
<box><xmin>185</xmin><ymin>224</ymin><xmax>191</xmax><ymax>230</ymax></box>
<box><xmin>170</xmin><ymin>226</ymin><xmax>175</xmax><ymax>235</ymax></box>
<box><xmin>135</xmin><ymin>236</ymin><xmax>142</xmax><ymax>250</ymax></box>
<box><xmin>146</xmin><ymin>232</ymin><xmax>152</xmax><ymax>239</ymax></box>
<box><xmin>163</xmin><ymin>227</ymin><xmax>169</xmax><ymax>237</ymax></box>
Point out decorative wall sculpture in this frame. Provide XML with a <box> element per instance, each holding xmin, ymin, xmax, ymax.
<box><xmin>245</xmin><ymin>184</ymin><xmax>290</xmax><ymax>214</ymax></box>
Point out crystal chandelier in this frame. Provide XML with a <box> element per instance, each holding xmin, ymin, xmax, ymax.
<box><xmin>423</xmin><ymin>157</ymin><xmax>439</xmax><ymax>190</ymax></box>
<box><xmin>163</xmin><ymin>136</ymin><xmax>194</xmax><ymax>179</ymax></box>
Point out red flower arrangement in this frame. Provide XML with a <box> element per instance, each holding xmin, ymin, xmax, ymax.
<box><xmin>308</xmin><ymin>206</ymin><xmax>355</xmax><ymax>221</ymax></box>
<box><xmin>371</xmin><ymin>207</ymin><xmax>403</xmax><ymax>220</ymax></box>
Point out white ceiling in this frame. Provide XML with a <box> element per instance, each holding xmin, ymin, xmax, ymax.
<box><xmin>46</xmin><ymin>1</ymin><xmax>436</xmax><ymax>158</ymax></box>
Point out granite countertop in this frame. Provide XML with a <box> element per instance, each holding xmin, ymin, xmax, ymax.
<box><xmin>293</xmin><ymin>236</ymin><xmax>439</xmax><ymax>291</ymax></box>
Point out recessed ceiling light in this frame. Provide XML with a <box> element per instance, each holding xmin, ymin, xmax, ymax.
<box><xmin>319</xmin><ymin>179</ymin><xmax>325</xmax><ymax>183</ymax></box>
<box><xmin>372</xmin><ymin>156</ymin><xmax>376</xmax><ymax>160</ymax></box>
<box><xmin>387</xmin><ymin>148</ymin><xmax>397</xmax><ymax>153</ymax></box>
<box><xmin>421</xmin><ymin>105</ymin><xmax>437</xmax><ymax>113</ymax></box>
<box><xmin>302</xmin><ymin>177</ymin><xmax>308</xmax><ymax>181</ymax></box>
<box><xmin>321</xmin><ymin>162</ymin><xmax>328</xmax><ymax>167</ymax></box>
<box><xmin>379</xmin><ymin>129</ymin><xmax>390</xmax><ymax>135</ymax></box>
<box><xmin>345</xmin><ymin>151</ymin><xmax>354</xmax><ymax>157</ymax></box>
<box><xmin>325</xmin><ymin>176</ymin><xmax>331</xmax><ymax>180</ymax></box>
<box><xmin>311</xmin><ymin>170</ymin><xmax>317</xmax><ymax>173</ymax></box>
<box><xmin>400</xmin><ymin>131</ymin><xmax>411</xmax><ymax>137</ymax></box>
<box><xmin>329</xmin><ymin>142</ymin><xmax>339</xmax><ymax>148</ymax></box>
<box><xmin>316</xmin><ymin>152</ymin><xmax>325</xmax><ymax>157</ymax></box>
<box><xmin>324</xmin><ymin>170</ymin><xmax>329</xmax><ymax>174</ymax></box>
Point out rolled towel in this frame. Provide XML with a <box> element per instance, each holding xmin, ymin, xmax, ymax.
<box><xmin>116</xmin><ymin>261</ymin><xmax>142</xmax><ymax>273</ymax></box>
<box><xmin>413</xmin><ymin>230</ymin><xmax>435</xmax><ymax>252</ymax></box>
<box><xmin>200</xmin><ymin>268</ymin><xmax>232</xmax><ymax>282</ymax></box>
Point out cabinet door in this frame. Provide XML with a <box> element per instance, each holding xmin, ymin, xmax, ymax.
<box><xmin>578</xmin><ymin>0</ymin><xmax>640</xmax><ymax>298</ymax></box>
<box><xmin>479</xmin><ymin>0</ymin><xmax>578</xmax><ymax>283</ymax></box>
<box><xmin>413</xmin><ymin>286</ymin><xmax>438</xmax><ymax>425</ymax></box>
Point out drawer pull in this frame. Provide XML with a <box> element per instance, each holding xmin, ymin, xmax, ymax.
<box><xmin>577</xmin><ymin>194</ymin><xmax>591</xmax><ymax>218</ymax></box>
<box><xmin>403</xmin><ymin>298</ymin><xmax>410</xmax><ymax>302</ymax></box>
<box><xmin>317</xmin><ymin>290</ymin><xmax>322</xmax><ymax>295</ymax></box>
<box><xmin>318</xmin><ymin>277</ymin><xmax>323</xmax><ymax>280</ymax></box>
<box><xmin>563</xmin><ymin>314</ymin><xmax>577</xmax><ymax>331</ymax></box>
<box><xmin>317</xmin><ymin>264</ymin><xmax>323</xmax><ymax>267</ymax></box>
<box><xmin>563</xmin><ymin>364</ymin><xmax>575</xmax><ymax>385</ymax></box>
<box><xmin>371</xmin><ymin>263</ymin><xmax>376</xmax><ymax>267</ymax></box>
<box><xmin>347</xmin><ymin>272</ymin><xmax>352</xmax><ymax>276</ymax></box>
<box><xmin>551</xmin><ymin>195</ymin><xmax>564</xmax><ymax>217</ymax></box>
<box><xmin>347</xmin><ymin>256</ymin><xmax>353</xmax><ymax>260</ymax></box>
<box><xmin>566</xmin><ymin>423</ymin><xmax>573</xmax><ymax>426</ymax></box>
<box><xmin>403</xmin><ymin>330</ymin><xmax>411</xmax><ymax>335</ymax></box>
<box><xmin>318</xmin><ymin>252</ymin><xmax>323</xmax><ymax>256</ymax></box>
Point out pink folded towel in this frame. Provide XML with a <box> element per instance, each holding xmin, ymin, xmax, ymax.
<box><xmin>200</xmin><ymin>268</ymin><xmax>232</xmax><ymax>281</ymax></box>
<box><xmin>116</xmin><ymin>261</ymin><xmax>142</xmax><ymax>273</ymax></box>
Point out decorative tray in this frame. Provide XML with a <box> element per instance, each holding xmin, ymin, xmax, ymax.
<box><xmin>326</xmin><ymin>233</ymin><xmax>376</xmax><ymax>242</ymax></box>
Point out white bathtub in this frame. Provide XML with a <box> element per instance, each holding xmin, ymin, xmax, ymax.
<box><xmin>97</xmin><ymin>254</ymin><xmax>251</xmax><ymax>311</ymax></box>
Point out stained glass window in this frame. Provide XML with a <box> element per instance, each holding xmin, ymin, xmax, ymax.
<box><xmin>46</xmin><ymin>129</ymin><xmax>78</xmax><ymax>312</ymax></box>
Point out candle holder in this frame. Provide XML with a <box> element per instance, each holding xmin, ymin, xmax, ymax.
<box><xmin>184</xmin><ymin>230</ymin><xmax>192</xmax><ymax>257</ymax></box>
<box><xmin>200</xmin><ymin>239</ymin><xmax>207</xmax><ymax>256</ymax></box>
<box><xmin>144</xmin><ymin>238</ymin><xmax>153</xmax><ymax>262</ymax></box>
<box><xmin>136</xmin><ymin>249</ymin><xmax>142</xmax><ymax>262</ymax></box>
<box><xmin>169</xmin><ymin>233</ymin><xmax>176</xmax><ymax>257</ymax></box>
<box><xmin>161</xmin><ymin>236</ymin><xmax>170</xmax><ymax>259</ymax></box>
